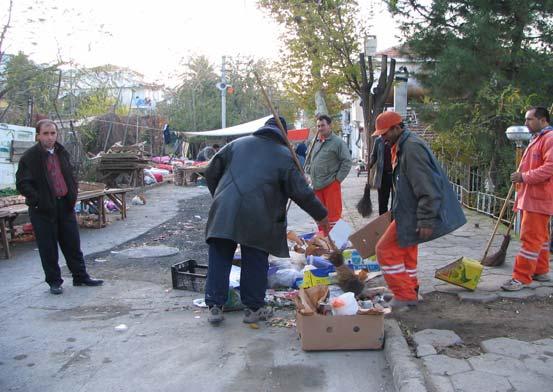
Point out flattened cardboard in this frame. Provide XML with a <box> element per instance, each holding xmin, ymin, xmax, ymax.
<box><xmin>348</xmin><ymin>211</ymin><xmax>391</xmax><ymax>259</ymax></box>
<box><xmin>296</xmin><ymin>311</ymin><xmax>385</xmax><ymax>351</ymax></box>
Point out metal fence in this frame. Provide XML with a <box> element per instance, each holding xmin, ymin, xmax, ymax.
<box><xmin>440</xmin><ymin>159</ymin><xmax>516</xmax><ymax>226</ymax></box>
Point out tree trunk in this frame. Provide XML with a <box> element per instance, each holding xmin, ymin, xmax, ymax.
<box><xmin>314</xmin><ymin>89</ymin><xmax>328</xmax><ymax>115</ymax></box>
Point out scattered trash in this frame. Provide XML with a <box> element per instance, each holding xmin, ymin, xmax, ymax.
<box><xmin>194</xmin><ymin>215</ymin><xmax>201</xmax><ymax>220</ymax></box>
<box><xmin>114</xmin><ymin>324</ymin><xmax>128</xmax><ymax>332</ymax></box>
<box><xmin>248</xmin><ymin>323</ymin><xmax>259</xmax><ymax>329</ymax></box>
<box><xmin>194</xmin><ymin>316</ymin><xmax>201</xmax><ymax>319</ymax></box>
<box><xmin>94</xmin><ymin>258</ymin><xmax>107</xmax><ymax>263</ymax></box>
<box><xmin>267</xmin><ymin>317</ymin><xmax>296</xmax><ymax>328</ymax></box>
<box><xmin>193</xmin><ymin>298</ymin><xmax>207</xmax><ymax>308</ymax></box>
<box><xmin>131</xmin><ymin>195</ymin><xmax>146</xmax><ymax>205</ymax></box>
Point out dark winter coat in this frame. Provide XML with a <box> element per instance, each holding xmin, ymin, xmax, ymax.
<box><xmin>392</xmin><ymin>130</ymin><xmax>466</xmax><ymax>247</ymax></box>
<box><xmin>204</xmin><ymin>125</ymin><xmax>328</xmax><ymax>257</ymax></box>
<box><xmin>16</xmin><ymin>142</ymin><xmax>78</xmax><ymax>219</ymax></box>
<box><xmin>370</xmin><ymin>136</ymin><xmax>385</xmax><ymax>189</ymax></box>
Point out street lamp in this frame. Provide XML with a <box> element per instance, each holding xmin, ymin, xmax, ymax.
<box><xmin>506</xmin><ymin>125</ymin><xmax>532</xmax><ymax>153</ymax></box>
<box><xmin>505</xmin><ymin>125</ymin><xmax>532</xmax><ymax>233</ymax></box>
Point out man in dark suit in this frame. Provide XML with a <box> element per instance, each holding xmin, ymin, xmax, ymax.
<box><xmin>16</xmin><ymin>119</ymin><xmax>103</xmax><ymax>295</ymax></box>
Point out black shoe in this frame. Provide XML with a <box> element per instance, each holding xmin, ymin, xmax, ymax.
<box><xmin>50</xmin><ymin>285</ymin><xmax>63</xmax><ymax>295</ymax></box>
<box><xmin>73</xmin><ymin>277</ymin><xmax>104</xmax><ymax>287</ymax></box>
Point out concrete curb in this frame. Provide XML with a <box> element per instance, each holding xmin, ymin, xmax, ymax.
<box><xmin>384</xmin><ymin>319</ymin><xmax>428</xmax><ymax>392</ymax></box>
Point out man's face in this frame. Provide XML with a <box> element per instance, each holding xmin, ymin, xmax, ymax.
<box><xmin>37</xmin><ymin>124</ymin><xmax>58</xmax><ymax>149</ymax></box>
<box><xmin>381</xmin><ymin>125</ymin><xmax>402</xmax><ymax>145</ymax></box>
<box><xmin>317</xmin><ymin>119</ymin><xmax>332</xmax><ymax>138</ymax></box>
<box><xmin>525</xmin><ymin>109</ymin><xmax>547</xmax><ymax>133</ymax></box>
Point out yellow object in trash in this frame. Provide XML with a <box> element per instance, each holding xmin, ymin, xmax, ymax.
<box><xmin>301</xmin><ymin>269</ymin><xmax>332</xmax><ymax>289</ymax></box>
<box><xmin>435</xmin><ymin>257</ymin><xmax>483</xmax><ymax>291</ymax></box>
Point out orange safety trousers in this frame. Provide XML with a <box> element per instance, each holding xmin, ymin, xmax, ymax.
<box><xmin>315</xmin><ymin>180</ymin><xmax>342</xmax><ymax>233</ymax></box>
<box><xmin>376</xmin><ymin>220</ymin><xmax>419</xmax><ymax>301</ymax></box>
<box><xmin>513</xmin><ymin>211</ymin><xmax>551</xmax><ymax>284</ymax></box>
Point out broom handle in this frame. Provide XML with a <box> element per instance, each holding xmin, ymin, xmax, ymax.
<box><xmin>504</xmin><ymin>212</ymin><xmax>516</xmax><ymax>236</ymax></box>
<box><xmin>481</xmin><ymin>183</ymin><xmax>515</xmax><ymax>261</ymax></box>
<box><xmin>252</xmin><ymin>71</ymin><xmax>304</xmax><ymax>175</ymax></box>
<box><xmin>286</xmin><ymin>129</ymin><xmax>320</xmax><ymax>213</ymax></box>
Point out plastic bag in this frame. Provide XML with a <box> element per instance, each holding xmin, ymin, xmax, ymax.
<box><xmin>267</xmin><ymin>268</ymin><xmax>304</xmax><ymax>288</ymax></box>
<box><xmin>331</xmin><ymin>292</ymin><xmax>359</xmax><ymax>315</ymax></box>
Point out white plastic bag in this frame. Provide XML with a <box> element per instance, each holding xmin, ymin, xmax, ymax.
<box><xmin>331</xmin><ymin>292</ymin><xmax>359</xmax><ymax>316</ymax></box>
<box><xmin>267</xmin><ymin>268</ymin><xmax>304</xmax><ymax>288</ymax></box>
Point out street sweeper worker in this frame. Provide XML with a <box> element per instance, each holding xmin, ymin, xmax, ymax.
<box><xmin>373</xmin><ymin>111</ymin><xmax>466</xmax><ymax>309</ymax></box>
<box><xmin>306</xmin><ymin>114</ymin><xmax>352</xmax><ymax>233</ymax></box>
<box><xmin>501</xmin><ymin>106</ymin><xmax>553</xmax><ymax>292</ymax></box>
<box><xmin>203</xmin><ymin>116</ymin><xmax>329</xmax><ymax>325</ymax></box>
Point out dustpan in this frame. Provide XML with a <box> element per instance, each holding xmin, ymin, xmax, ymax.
<box><xmin>434</xmin><ymin>257</ymin><xmax>483</xmax><ymax>291</ymax></box>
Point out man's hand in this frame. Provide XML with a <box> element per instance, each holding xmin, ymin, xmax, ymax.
<box><xmin>510</xmin><ymin>172</ymin><xmax>523</xmax><ymax>183</ymax></box>
<box><xmin>417</xmin><ymin>227</ymin><xmax>433</xmax><ymax>240</ymax></box>
<box><xmin>317</xmin><ymin>217</ymin><xmax>330</xmax><ymax>236</ymax></box>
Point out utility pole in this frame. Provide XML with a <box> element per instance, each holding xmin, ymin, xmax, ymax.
<box><xmin>25</xmin><ymin>96</ymin><xmax>33</xmax><ymax>126</ymax></box>
<box><xmin>221</xmin><ymin>55</ymin><xmax>226</xmax><ymax>128</ymax></box>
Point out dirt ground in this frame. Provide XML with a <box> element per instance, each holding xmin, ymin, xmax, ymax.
<box><xmin>85</xmin><ymin>194</ymin><xmax>210</xmax><ymax>286</ymax></box>
<box><xmin>394</xmin><ymin>291</ymin><xmax>553</xmax><ymax>358</ymax></box>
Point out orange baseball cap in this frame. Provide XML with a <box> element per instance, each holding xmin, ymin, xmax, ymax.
<box><xmin>373</xmin><ymin>111</ymin><xmax>403</xmax><ymax>136</ymax></box>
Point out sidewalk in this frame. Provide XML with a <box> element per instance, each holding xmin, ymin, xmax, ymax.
<box><xmin>0</xmin><ymin>182</ymin><xmax>394</xmax><ymax>392</ymax></box>
<box><xmin>341</xmin><ymin>173</ymin><xmax>553</xmax><ymax>392</ymax></box>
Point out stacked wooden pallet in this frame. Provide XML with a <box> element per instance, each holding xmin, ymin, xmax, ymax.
<box><xmin>98</xmin><ymin>145</ymin><xmax>150</xmax><ymax>188</ymax></box>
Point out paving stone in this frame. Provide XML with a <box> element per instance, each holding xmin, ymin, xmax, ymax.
<box><xmin>533</xmin><ymin>338</ymin><xmax>553</xmax><ymax>350</ymax></box>
<box><xmin>450</xmin><ymin>370</ymin><xmax>512</xmax><ymax>392</ymax></box>
<box><xmin>397</xmin><ymin>378</ymin><xmax>427</xmax><ymax>392</ymax></box>
<box><xmin>413</xmin><ymin>329</ymin><xmax>463</xmax><ymax>348</ymax></box>
<box><xmin>433</xmin><ymin>283</ymin><xmax>466</xmax><ymax>294</ymax></box>
<box><xmin>458</xmin><ymin>291</ymin><xmax>499</xmax><ymax>303</ymax></box>
<box><xmin>508</xmin><ymin>372</ymin><xmax>553</xmax><ymax>391</ymax></box>
<box><xmin>114</xmin><ymin>245</ymin><xmax>180</xmax><ymax>259</ymax></box>
<box><xmin>427</xmin><ymin>375</ymin><xmax>455</xmax><ymax>392</ymax></box>
<box><xmin>422</xmin><ymin>354</ymin><xmax>471</xmax><ymax>376</ymax></box>
<box><xmin>534</xmin><ymin>286</ymin><xmax>553</xmax><ymax>299</ymax></box>
<box><xmin>467</xmin><ymin>353</ymin><xmax>528</xmax><ymax>377</ymax></box>
<box><xmin>497</xmin><ymin>289</ymin><xmax>536</xmax><ymax>300</ymax></box>
<box><xmin>415</xmin><ymin>344</ymin><xmax>437</xmax><ymax>357</ymax></box>
<box><xmin>522</xmin><ymin>355</ymin><xmax>553</xmax><ymax>378</ymax></box>
<box><xmin>481</xmin><ymin>337</ymin><xmax>538</xmax><ymax>359</ymax></box>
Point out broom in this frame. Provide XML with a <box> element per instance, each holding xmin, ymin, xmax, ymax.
<box><xmin>481</xmin><ymin>213</ymin><xmax>515</xmax><ymax>267</ymax></box>
<box><xmin>480</xmin><ymin>183</ymin><xmax>515</xmax><ymax>265</ymax></box>
<box><xmin>356</xmin><ymin>182</ymin><xmax>373</xmax><ymax>217</ymax></box>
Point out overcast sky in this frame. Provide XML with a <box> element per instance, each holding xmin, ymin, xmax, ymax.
<box><xmin>1</xmin><ymin>0</ymin><xmax>401</xmax><ymax>85</ymax></box>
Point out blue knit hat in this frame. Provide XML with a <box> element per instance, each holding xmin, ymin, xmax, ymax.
<box><xmin>265</xmin><ymin>116</ymin><xmax>288</xmax><ymax>131</ymax></box>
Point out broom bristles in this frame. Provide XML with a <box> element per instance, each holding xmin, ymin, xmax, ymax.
<box><xmin>481</xmin><ymin>234</ymin><xmax>510</xmax><ymax>267</ymax></box>
<box><xmin>356</xmin><ymin>182</ymin><xmax>373</xmax><ymax>217</ymax></box>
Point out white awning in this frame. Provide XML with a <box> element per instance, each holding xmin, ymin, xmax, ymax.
<box><xmin>182</xmin><ymin>115</ymin><xmax>272</xmax><ymax>137</ymax></box>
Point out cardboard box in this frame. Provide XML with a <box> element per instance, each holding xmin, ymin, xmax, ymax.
<box><xmin>349</xmin><ymin>211</ymin><xmax>391</xmax><ymax>258</ymax></box>
<box><xmin>342</xmin><ymin>250</ymin><xmax>380</xmax><ymax>271</ymax></box>
<box><xmin>296</xmin><ymin>311</ymin><xmax>385</xmax><ymax>351</ymax></box>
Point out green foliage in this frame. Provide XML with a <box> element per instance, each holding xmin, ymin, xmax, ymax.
<box><xmin>388</xmin><ymin>0</ymin><xmax>553</xmax><ymax>194</ymax></box>
<box><xmin>257</xmin><ymin>0</ymin><xmax>364</xmax><ymax>116</ymax></box>
<box><xmin>1</xmin><ymin>52</ymin><xmax>59</xmax><ymax>123</ymax></box>
<box><xmin>157</xmin><ymin>56</ymin><xmax>296</xmax><ymax>133</ymax></box>
<box><xmin>427</xmin><ymin>84</ymin><xmax>539</xmax><ymax>194</ymax></box>
<box><xmin>75</xmin><ymin>89</ymin><xmax>119</xmax><ymax>118</ymax></box>
<box><xmin>388</xmin><ymin>0</ymin><xmax>553</xmax><ymax>100</ymax></box>
<box><xmin>0</xmin><ymin>188</ymin><xmax>19</xmax><ymax>196</ymax></box>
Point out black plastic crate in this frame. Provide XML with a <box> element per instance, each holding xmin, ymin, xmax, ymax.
<box><xmin>171</xmin><ymin>259</ymin><xmax>208</xmax><ymax>292</ymax></box>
